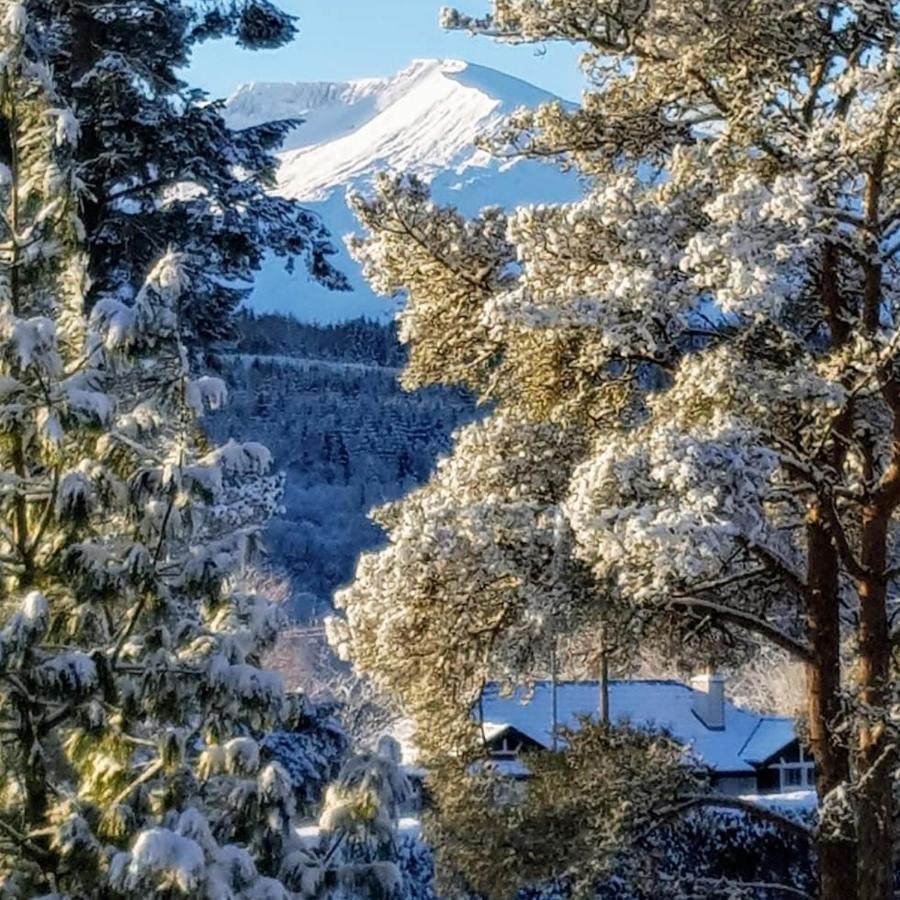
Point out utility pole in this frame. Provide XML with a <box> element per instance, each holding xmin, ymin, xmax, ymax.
<box><xmin>550</xmin><ymin>641</ymin><xmax>559</xmax><ymax>751</ymax></box>
<box><xmin>598</xmin><ymin>621</ymin><xmax>610</xmax><ymax>725</ymax></box>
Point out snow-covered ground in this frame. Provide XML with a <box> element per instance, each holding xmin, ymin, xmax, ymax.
<box><xmin>736</xmin><ymin>790</ymin><xmax>818</xmax><ymax>813</ymax></box>
<box><xmin>296</xmin><ymin>817</ymin><xmax>421</xmax><ymax>846</ymax></box>
<box><xmin>225</xmin><ymin>59</ymin><xmax>582</xmax><ymax>323</ymax></box>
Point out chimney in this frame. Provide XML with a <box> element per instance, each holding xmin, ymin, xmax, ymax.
<box><xmin>691</xmin><ymin>671</ymin><xmax>726</xmax><ymax>730</ymax></box>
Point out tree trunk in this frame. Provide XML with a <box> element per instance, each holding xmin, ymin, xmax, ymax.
<box><xmin>17</xmin><ymin>694</ymin><xmax>48</xmax><ymax>833</ymax></box>
<box><xmin>4</xmin><ymin>58</ymin><xmax>48</xmax><ymax>854</ymax></box>
<box><xmin>550</xmin><ymin>643</ymin><xmax>558</xmax><ymax>752</ymax></box>
<box><xmin>806</xmin><ymin>517</ymin><xmax>858</xmax><ymax>900</ymax></box>
<box><xmin>856</xmin><ymin>509</ymin><xmax>894</xmax><ymax>900</ymax></box>
<box><xmin>68</xmin><ymin>0</ymin><xmax>103</xmax><ymax>302</ymax></box>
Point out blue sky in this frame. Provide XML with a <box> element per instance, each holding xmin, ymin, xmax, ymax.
<box><xmin>186</xmin><ymin>0</ymin><xmax>586</xmax><ymax>101</ymax></box>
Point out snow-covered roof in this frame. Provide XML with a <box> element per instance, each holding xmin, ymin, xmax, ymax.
<box><xmin>479</xmin><ymin>680</ymin><xmax>798</xmax><ymax>774</ymax></box>
<box><xmin>479</xmin><ymin>721</ymin><xmax>542</xmax><ymax>744</ymax></box>
<box><xmin>738</xmin><ymin>718</ymin><xmax>799</xmax><ymax>765</ymax></box>
<box><xmin>736</xmin><ymin>790</ymin><xmax>817</xmax><ymax>813</ymax></box>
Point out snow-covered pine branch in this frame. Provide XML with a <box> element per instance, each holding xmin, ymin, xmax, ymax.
<box><xmin>335</xmin><ymin>3</ymin><xmax>900</xmax><ymax>899</ymax></box>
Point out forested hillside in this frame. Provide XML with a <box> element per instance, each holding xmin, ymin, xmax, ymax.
<box><xmin>206</xmin><ymin>314</ymin><xmax>477</xmax><ymax>618</ymax></box>
<box><xmin>232</xmin><ymin>310</ymin><xmax>406</xmax><ymax>366</ymax></box>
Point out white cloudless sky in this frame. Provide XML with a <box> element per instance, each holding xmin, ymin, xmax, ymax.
<box><xmin>186</xmin><ymin>0</ymin><xmax>586</xmax><ymax>100</ymax></box>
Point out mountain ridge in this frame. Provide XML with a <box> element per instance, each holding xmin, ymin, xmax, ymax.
<box><xmin>225</xmin><ymin>59</ymin><xmax>581</xmax><ymax>323</ymax></box>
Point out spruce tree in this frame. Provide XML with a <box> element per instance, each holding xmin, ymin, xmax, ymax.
<box><xmin>42</xmin><ymin>0</ymin><xmax>346</xmax><ymax>349</ymax></box>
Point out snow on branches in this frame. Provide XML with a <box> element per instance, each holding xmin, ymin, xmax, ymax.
<box><xmin>0</xmin><ymin>7</ymin><xmax>332</xmax><ymax>895</ymax></box>
<box><xmin>339</xmin><ymin>2</ymin><xmax>900</xmax><ymax>898</ymax></box>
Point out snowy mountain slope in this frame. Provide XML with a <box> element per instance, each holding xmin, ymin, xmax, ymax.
<box><xmin>225</xmin><ymin>59</ymin><xmax>583</xmax><ymax>323</ymax></box>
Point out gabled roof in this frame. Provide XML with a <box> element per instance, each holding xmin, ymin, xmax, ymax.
<box><xmin>480</xmin><ymin>722</ymin><xmax>544</xmax><ymax>747</ymax></box>
<box><xmin>738</xmin><ymin>718</ymin><xmax>799</xmax><ymax>765</ymax></box>
<box><xmin>479</xmin><ymin>680</ymin><xmax>798</xmax><ymax>774</ymax></box>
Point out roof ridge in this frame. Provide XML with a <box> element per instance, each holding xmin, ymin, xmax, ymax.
<box><xmin>737</xmin><ymin>718</ymin><xmax>765</xmax><ymax>759</ymax></box>
<box><xmin>484</xmin><ymin>678</ymin><xmax>691</xmax><ymax>688</ymax></box>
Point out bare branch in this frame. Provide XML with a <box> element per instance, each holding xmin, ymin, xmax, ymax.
<box><xmin>666</xmin><ymin>596</ymin><xmax>813</xmax><ymax>662</ymax></box>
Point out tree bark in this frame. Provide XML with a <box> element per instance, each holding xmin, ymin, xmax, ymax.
<box><xmin>806</xmin><ymin>516</ymin><xmax>858</xmax><ymax>900</ymax></box>
<box><xmin>850</xmin><ymin>139</ymin><xmax>895</xmax><ymax>900</ymax></box>
<box><xmin>856</xmin><ymin>508</ymin><xmax>894</xmax><ymax>900</ymax></box>
<box><xmin>68</xmin><ymin>0</ymin><xmax>103</xmax><ymax>304</ymax></box>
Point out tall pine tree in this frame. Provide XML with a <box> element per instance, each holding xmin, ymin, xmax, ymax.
<box><xmin>335</xmin><ymin>3</ymin><xmax>900</xmax><ymax>898</ymax></box>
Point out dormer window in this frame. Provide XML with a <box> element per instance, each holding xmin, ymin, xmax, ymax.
<box><xmin>490</xmin><ymin>734</ymin><xmax>525</xmax><ymax>761</ymax></box>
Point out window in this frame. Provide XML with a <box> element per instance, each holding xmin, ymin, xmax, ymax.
<box><xmin>489</xmin><ymin>734</ymin><xmax>525</xmax><ymax>761</ymax></box>
<box><xmin>772</xmin><ymin>743</ymin><xmax>815</xmax><ymax>791</ymax></box>
<box><xmin>779</xmin><ymin>742</ymin><xmax>801</xmax><ymax>763</ymax></box>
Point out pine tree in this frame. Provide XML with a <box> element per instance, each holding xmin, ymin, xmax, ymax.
<box><xmin>0</xmin><ymin>5</ymin><xmax>346</xmax><ymax>895</ymax></box>
<box><xmin>335</xmin><ymin>436</ymin><xmax>350</xmax><ymax>485</ymax></box>
<box><xmin>313</xmin><ymin>736</ymin><xmax>411</xmax><ymax>899</ymax></box>
<box><xmin>38</xmin><ymin>0</ymin><xmax>346</xmax><ymax>350</ymax></box>
<box><xmin>333</xmin><ymin>3</ymin><xmax>900</xmax><ymax>898</ymax></box>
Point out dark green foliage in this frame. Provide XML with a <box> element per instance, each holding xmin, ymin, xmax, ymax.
<box><xmin>593</xmin><ymin>808</ymin><xmax>816</xmax><ymax>900</ymax></box>
<box><xmin>395</xmin><ymin>835</ymin><xmax>439</xmax><ymax>900</ymax></box>
<box><xmin>426</xmin><ymin>723</ymin><xmax>706</xmax><ymax>900</ymax></box>
<box><xmin>192</xmin><ymin>0</ymin><xmax>297</xmax><ymax>48</ymax></box>
<box><xmin>398</xmin><ymin>809</ymin><xmax>817</xmax><ymax>900</ymax></box>
<box><xmin>261</xmin><ymin>697</ymin><xmax>349</xmax><ymax>810</ymax></box>
<box><xmin>36</xmin><ymin>0</ymin><xmax>346</xmax><ymax>348</ymax></box>
<box><xmin>234</xmin><ymin>311</ymin><xmax>407</xmax><ymax>368</ymax></box>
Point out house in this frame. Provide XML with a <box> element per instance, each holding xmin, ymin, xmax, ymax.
<box><xmin>476</xmin><ymin>674</ymin><xmax>813</xmax><ymax>796</ymax></box>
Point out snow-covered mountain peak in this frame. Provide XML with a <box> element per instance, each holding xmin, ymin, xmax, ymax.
<box><xmin>227</xmin><ymin>59</ymin><xmax>562</xmax><ymax>202</ymax></box>
<box><xmin>225</xmin><ymin>60</ymin><xmax>580</xmax><ymax>322</ymax></box>
<box><xmin>227</xmin><ymin>59</ymin><xmax>554</xmax><ymax>132</ymax></box>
